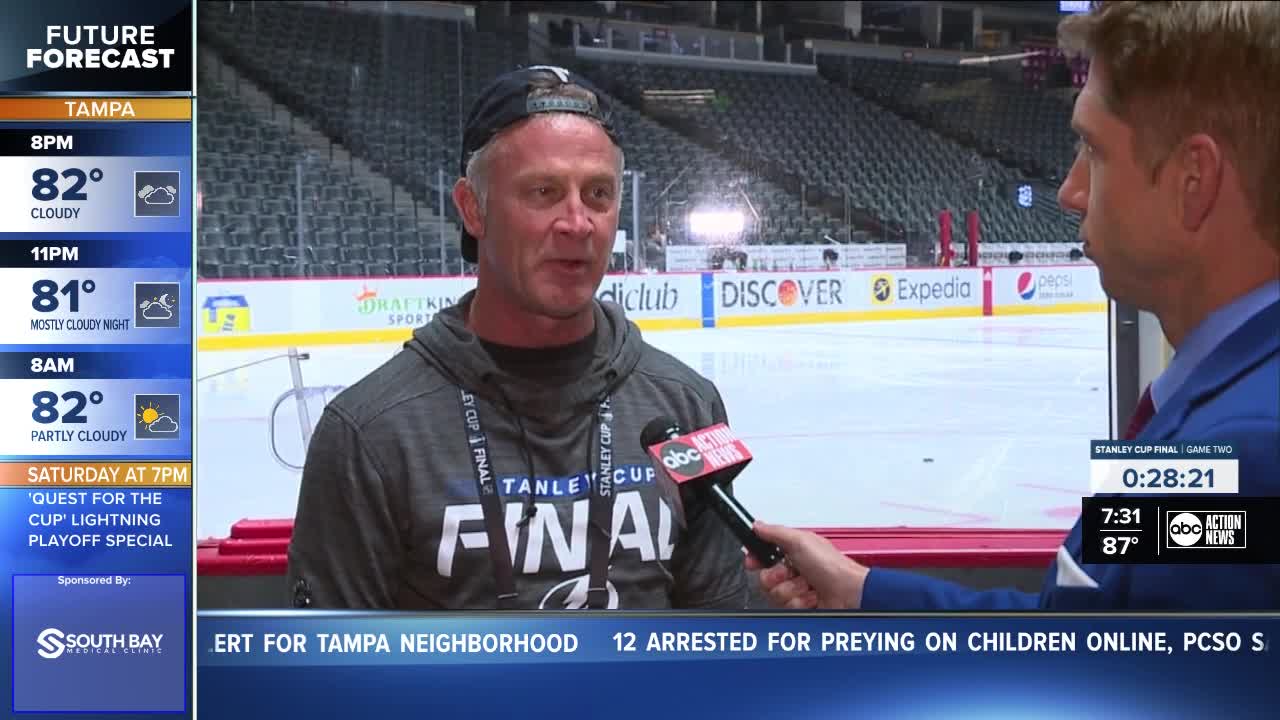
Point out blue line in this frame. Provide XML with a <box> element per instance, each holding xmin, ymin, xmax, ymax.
<box><xmin>701</xmin><ymin>272</ymin><xmax>716</xmax><ymax>328</ymax></box>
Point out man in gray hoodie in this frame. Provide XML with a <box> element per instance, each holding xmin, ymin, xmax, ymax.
<box><xmin>286</xmin><ymin>66</ymin><xmax>750</xmax><ymax>611</ymax></box>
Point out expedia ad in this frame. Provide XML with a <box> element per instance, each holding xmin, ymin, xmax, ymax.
<box><xmin>715</xmin><ymin>272</ymin><xmax>848</xmax><ymax>318</ymax></box>
<box><xmin>865</xmin><ymin>269</ymin><xmax>980</xmax><ymax>309</ymax></box>
<box><xmin>992</xmin><ymin>265</ymin><xmax>1104</xmax><ymax>312</ymax></box>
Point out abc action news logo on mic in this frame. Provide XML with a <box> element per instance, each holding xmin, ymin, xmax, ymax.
<box><xmin>647</xmin><ymin>424</ymin><xmax>753</xmax><ymax>484</ymax></box>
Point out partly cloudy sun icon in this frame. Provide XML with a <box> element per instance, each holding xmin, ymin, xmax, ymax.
<box><xmin>137</xmin><ymin>401</ymin><xmax>178</xmax><ymax>433</ymax></box>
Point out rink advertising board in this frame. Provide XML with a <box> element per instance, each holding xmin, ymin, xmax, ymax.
<box><xmin>197</xmin><ymin>276</ymin><xmax>478</xmax><ymax>349</ymax></box>
<box><xmin>197</xmin><ymin>273</ymin><xmax>706</xmax><ymax>349</ymax></box>
<box><xmin>714</xmin><ymin>268</ymin><xmax>984</xmax><ymax>327</ymax></box>
<box><xmin>198</xmin><ymin>266</ymin><xmax>1104</xmax><ymax>349</ymax></box>
<box><xmin>0</xmin><ymin>0</ymin><xmax>194</xmax><ymax>714</ymax></box>
<box><xmin>990</xmin><ymin>265</ymin><xmax>1107</xmax><ymax>315</ymax></box>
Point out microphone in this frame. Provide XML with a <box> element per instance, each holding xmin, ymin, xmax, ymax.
<box><xmin>640</xmin><ymin>417</ymin><xmax>786</xmax><ymax>568</ymax></box>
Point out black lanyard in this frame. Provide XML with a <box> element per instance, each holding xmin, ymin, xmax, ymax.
<box><xmin>458</xmin><ymin>388</ymin><xmax>615</xmax><ymax>609</ymax></box>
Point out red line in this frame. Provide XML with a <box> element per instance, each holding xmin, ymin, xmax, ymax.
<box><xmin>1016</xmin><ymin>482</ymin><xmax>1082</xmax><ymax>495</ymax></box>
<box><xmin>879</xmin><ymin>501</ymin><xmax>996</xmax><ymax>526</ymax></box>
<box><xmin>746</xmin><ymin>429</ymin><xmax>1040</xmax><ymax>441</ymax></box>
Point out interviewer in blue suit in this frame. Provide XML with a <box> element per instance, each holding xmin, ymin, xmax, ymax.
<box><xmin>750</xmin><ymin>0</ymin><xmax>1280</xmax><ymax>611</ymax></box>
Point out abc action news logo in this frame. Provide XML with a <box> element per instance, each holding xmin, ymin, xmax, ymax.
<box><xmin>36</xmin><ymin>628</ymin><xmax>164</xmax><ymax>659</ymax></box>
<box><xmin>649</xmin><ymin>424</ymin><xmax>753</xmax><ymax>483</ymax></box>
<box><xmin>1167</xmin><ymin>511</ymin><xmax>1247</xmax><ymax>550</ymax></box>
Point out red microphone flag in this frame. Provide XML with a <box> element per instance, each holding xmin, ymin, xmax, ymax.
<box><xmin>645</xmin><ymin>423</ymin><xmax>754</xmax><ymax>485</ymax></box>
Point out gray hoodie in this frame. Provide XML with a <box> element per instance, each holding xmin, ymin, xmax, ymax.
<box><xmin>286</xmin><ymin>292</ymin><xmax>750</xmax><ymax>610</ymax></box>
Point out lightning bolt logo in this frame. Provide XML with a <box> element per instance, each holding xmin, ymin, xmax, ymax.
<box><xmin>539</xmin><ymin>571</ymin><xmax>619</xmax><ymax>610</ymax></box>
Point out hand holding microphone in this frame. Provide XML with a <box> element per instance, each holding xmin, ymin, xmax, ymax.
<box><xmin>640</xmin><ymin>417</ymin><xmax>785</xmax><ymax>568</ymax></box>
<box><xmin>748</xmin><ymin>521</ymin><xmax>869</xmax><ymax>610</ymax></box>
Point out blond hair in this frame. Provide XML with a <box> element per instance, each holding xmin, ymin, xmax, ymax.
<box><xmin>1059</xmin><ymin>1</ymin><xmax>1280</xmax><ymax>249</ymax></box>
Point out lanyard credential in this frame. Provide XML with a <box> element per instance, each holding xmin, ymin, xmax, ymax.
<box><xmin>586</xmin><ymin>396</ymin><xmax>614</xmax><ymax>609</ymax></box>
<box><xmin>458</xmin><ymin>388</ymin><xmax>616</xmax><ymax>609</ymax></box>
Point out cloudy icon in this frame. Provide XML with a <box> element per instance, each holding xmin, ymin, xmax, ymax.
<box><xmin>134</xmin><ymin>171</ymin><xmax>181</xmax><ymax>217</ymax></box>
<box><xmin>147</xmin><ymin>415</ymin><xmax>178</xmax><ymax>433</ymax></box>
<box><xmin>139</xmin><ymin>185</ymin><xmax>177</xmax><ymax>205</ymax></box>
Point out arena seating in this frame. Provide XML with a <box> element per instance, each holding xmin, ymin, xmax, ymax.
<box><xmin>818</xmin><ymin>54</ymin><xmax>1080</xmax><ymax>185</ymax></box>
<box><xmin>576</xmin><ymin>61</ymin><xmax>1079</xmax><ymax>246</ymax></box>
<box><xmin>605</xmin><ymin>94</ymin><xmax>838</xmax><ymax>248</ymax></box>
<box><xmin>197</xmin><ymin>2</ymin><xmax>1081</xmax><ymax>279</ymax></box>
<box><xmin>197</xmin><ymin>64</ymin><xmax>464</xmax><ymax>279</ymax></box>
<box><xmin>198</xmin><ymin>1</ymin><xmax>825</xmax><ymax>258</ymax></box>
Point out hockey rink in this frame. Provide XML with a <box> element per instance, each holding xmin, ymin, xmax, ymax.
<box><xmin>195</xmin><ymin>312</ymin><xmax>1110</xmax><ymax>538</ymax></box>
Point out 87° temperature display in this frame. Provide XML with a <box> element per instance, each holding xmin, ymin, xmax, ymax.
<box><xmin>1082</xmin><ymin>496</ymin><xmax>1280</xmax><ymax>564</ymax></box>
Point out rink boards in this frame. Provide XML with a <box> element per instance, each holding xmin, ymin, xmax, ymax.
<box><xmin>196</xmin><ymin>265</ymin><xmax>1106</xmax><ymax>350</ymax></box>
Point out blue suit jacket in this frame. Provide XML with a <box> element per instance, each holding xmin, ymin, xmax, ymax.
<box><xmin>862</xmin><ymin>299</ymin><xmax>1280</xmax><ymax>611</ymax></box>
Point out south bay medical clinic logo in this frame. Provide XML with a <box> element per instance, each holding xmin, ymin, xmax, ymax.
<box><xmin>36</xmin><ymin>628</ymin><xmax>164</xmax><ymax>660</ymax></box>
<box><xmin>1016</xmin><ymin>271</ymin><xmax>1075</xmax><ymax>302</ymax></box>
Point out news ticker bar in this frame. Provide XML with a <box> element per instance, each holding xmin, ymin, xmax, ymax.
<box><xmin>196</xmin><ymin>615</ymin><xmax>1280</xmax><ymax>719</ymax></box>
<box><xmin>198</xmin><ymin>614</ymin><xmax>1277</xmax><ymax>667</ymax></box>
<box><xmin>1082</xmin><ymin>496</ymin><xmax>1279</xmax><ymax>564</ymax></box>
